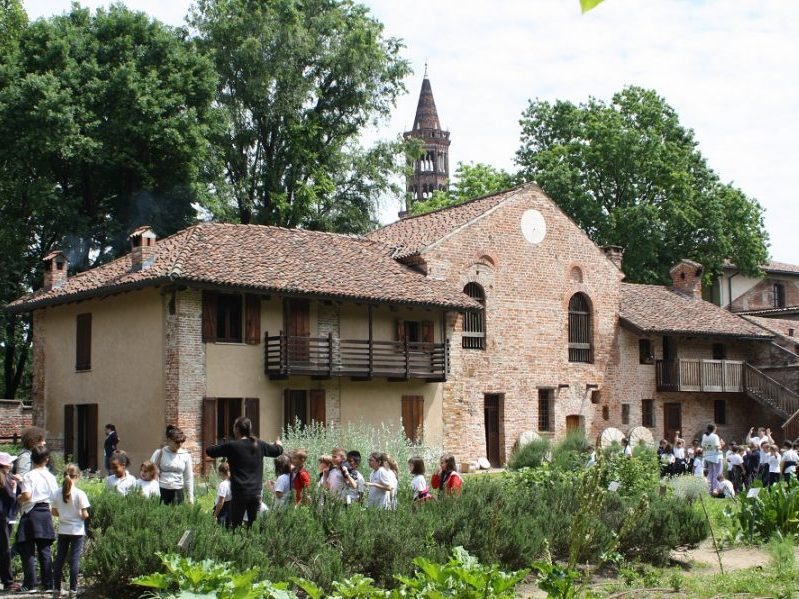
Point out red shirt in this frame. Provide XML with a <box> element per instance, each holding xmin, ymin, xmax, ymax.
<box><xmin>431</xmin><ymin>471</ymin><xmax>463</xmax><ymax>496</ymax></box>
<box><xmin>292</xmin><ymin>468</ymin><xmax>311</xmax><ymax>504</ymax></box>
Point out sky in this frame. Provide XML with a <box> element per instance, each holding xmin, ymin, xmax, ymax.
<box><xmin>24</xmin><ymin>0</ymin><xmax>799</xmax><ymax>264</ymax></box>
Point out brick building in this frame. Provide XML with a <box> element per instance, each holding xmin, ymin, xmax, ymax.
<box><xmin>10</xmin><ymin>184</ymin><xmax>799</xmax><ymax>469</ymax></box>
<box><xmin>712</xmin><ymin>261</ymin><xmax>799</xmax><ymax>320</ymax></box>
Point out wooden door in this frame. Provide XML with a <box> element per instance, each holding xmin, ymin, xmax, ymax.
<box><xmin>484</xmin><ymin>394</ymin><xmax>501</xmax><ymax>467</ymax></box>
<box><xmin>286</xmin><ymin>299</ymin><xmax>310</xmax><ymax>363</ymax></box>
<box><xmin>664</xmin><ymin>403</ymin><xmax>681</xmax><ymax>442</ymax></box>
<box><xmin>75</xmin><ymin>404</ymin><xmax>98</xmax><ymax>471</ymax></box>
<box><xmin>565</xmin><ymin>415</ymin><xmax>582</xmax><ymax>432</ymax></box>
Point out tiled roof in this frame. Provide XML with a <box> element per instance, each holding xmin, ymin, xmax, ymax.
<box><xmin>742</xmin><ymin>316</ymin><xmax>799</xmax><ymax>341</ymax></box>
<box><xmin>722</xmin><ymin>260</ymin><xmax>799</xmax><ymax>275</ymax></box>
<box><xmin>620</xmin><ymin>283</ymin><xmax>772</xmax><ymax>338</ymax></box>
<box><xmin>367</xmin><ymin>185</ymin><xmax>528</xmax><ymax>258</ymax></box>
<box><xmin>735</xmin><ymin>305</ymin><xmax>799</xmax><ymax>317</ymax></box>
<box><xmin>9</xmin><ymin>224</ymin><xmax>481</xmax><ymax>312</ymax></box>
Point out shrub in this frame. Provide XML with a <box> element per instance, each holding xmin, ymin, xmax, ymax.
<box><xmin>507</xmin><ymin>438</ymin><xmax>550</xmax><ymax>470</ymax></box>
<box><xmin>668</xmin><ymin>474</ymin><xmax>708</xmax><ymax>503</ymax></box>
<box><xmin>730</xmin><ymin>480</ymin><xmax>799</xmax><ymax>542</ymax></box>
<box><xmin>550</xmin><ymin>431</ymin><xmax>590</xmax><ymax>472</ymax></box>
<box><xmin>600</xmin><ymin>449</ymin><xmax>660</xmax><ymax>497</ymax></box>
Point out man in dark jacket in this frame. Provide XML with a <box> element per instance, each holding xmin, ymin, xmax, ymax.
<box><xmin>103</xmin><ymin>424</ymin><xmax>119</xmax><ymax>474</ymax></box>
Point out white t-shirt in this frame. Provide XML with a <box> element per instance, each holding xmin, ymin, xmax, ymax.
<box><xmin>106</xmin><ymin>472</ymin><xmax>137</xmax><ymax>495</ymax></box>
<box><xmin>50</xmin><ymin>486</ymin><xmax>90</xmax><ymax>535</ymax></box>
<box><xmin>344</xmin><ymin>470</ymin><xmax>365</xmax><ymax>505</ymax></box>
<box><xmin>673</xmin><ymin>447</ymin><xmax>685</xmax><ymax>460</ymax></box>
<box><xmin>702</xmin><ymin>433</ymin><xmax>722</xmax><ymax>463</ymax></box>
<box><xmin>759</xmin><ymin>449</ymin><xmax>770</xmax><ymax>465</ymax></box>
<box><xmin>693</xmin><ymin>456</ymin><xmax>705</xmax><ymax>477</ymax></box>
<box><xmin>768</xmin><ymin>454</ymin><xmax>782</xmax><ymax>473</ymax></box>
<box><xmin>719</xmin><ymin>479</ymin><xmax>735</xmax><ymax>498</ymax></box>
<box><xmin>783</xmin><ymin>449</ymin><xmax>799</xmax><ymax>475</ymax></box>
<box><xmin>19</xmin><ymin>467</ymin><xmax>59</xmax><ymax>514</ymax></box>
<box><xmin>136</xmin><ymin>478</ymin><xmax>161</xmax><ymax>498</ymax></box>
<box><xmin>411</xmin><ymin>474</ymin><xmax>428</xmax><ymax>498</ymax></box>
<box><xmin>327</xmin><ymin>467</ymin><xmax>347</xmax><ymax>494</ymax></box>
<box><xmin>216</xmin><ymin>479</ymin><xmax>232</xmax><ymax>503</ymax></box>
<box><xmin>623</xmin><ymin>445</ymin><xmax>633</xmax><ymax>457</ymax></box>
<box><xmin>727</xmin><ymin>453</ymin><xmax>743</xmax><ymax>467</ymax></box>
<box><xmin>273</xmin><ymin>474</ymin><xmax>290</xmax><ymax>506</ymax></box>
<box><xmin>367</xmin><ymin>467</ymin><xmax>394</xmax><ymax>509</ymax></box>
<box><xmin>749</xmin><ymin>435</ymin><xmax>761</xmax><ymax>449</ymax></box>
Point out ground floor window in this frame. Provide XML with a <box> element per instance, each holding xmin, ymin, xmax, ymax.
<box><xmin>621</xmin><ymin>403</ymin><xmax>630</xmax><ymax>426</ymax></box>
<box><xmin>202</xmin><ymin>397</ymin><xmax>260</xmax><ymax>471</ymax></box>
<box><xmin>714</xmin><ymin>399</ymin><xmax>727</xmax><ymax>425</ymax></box>
<box><xmin>64</xmin><ymin>403</ymin><xmax>98</xmax><ymax>471</ymax></box>
<box><xmin>641</xmin><ymin>399</ymin><xmax>654</xmax><ymax>428</ymax></box>
<box><xmin>283</xmin><ymin>389</ymin><xmax>326</xmax><ymax>429</ymax></box>
<box><xmin>538</xmin><ymin>389</ymin><xmax>554</xmax><ymax>432</ymax></box>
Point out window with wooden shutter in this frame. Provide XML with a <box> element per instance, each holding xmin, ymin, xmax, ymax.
<box><xmin>568</xmin><ymin>293</ymin><xmax>592</xmax><ymax>363</ymax></box>
<box><xmin>202</xmin><ymin>398</ymin><xmax>217</xmax><ymax>472</ymax></box>
<box><xmin>75</xmin><ymin>314</ymin><xmax>92</xmax><ymax>371</ymax></box>
<box><xmin>309</xmin><ymin>390</ymin><xmax>326</xmax><ymax>426</ymax></box>
<box><xmin>216</xmin><ymin>398</ymin><xmax>242</xmax><ymax>442</ymax></box>
<box><xmin>202</xmin><ymin>291</ymin><xmax>217</xmax><ymax>341</ymax></box>
<box><xmin>216</xmin><ymin>293</ymin><xmax>243</xmax><ymax>342</ymax></box>
<box><xmin>245</xmin><ymin>398</ymin><xmax>260</xmax><ymax>436</ymax></box>
<box><xmin>463</xmin><ymin>283</ymin><xmax>486</xmax><ymax>349</ymax></box>
<box><xmin>641</xmin><ymin>399</ymin><xmax>654</xmax><ymax>428</ymax></box>
<box><xmin>283</xmin><ymin>390</ymin><xmax>308</xmax><ymax>429</ymax></box>
<box><xmin>245</xmin><ymin>294</ymin><xmax>261</xmax><ymax>345</ymax></box>
<box><xmin>64</xmin><ymin>405</ymin><xmax>75</xmax><ymax>462</ymax></box>
<box><xmin>401</xmin><ymin>395</ymin><xmax>424</xmax><ymax>443</ymax></box>
<box><xmin>421</xmin><ymin>321</ymin><xmax>434</xmax><ymax>344</ymax></box>
<box><xmin>86</xmin><ymin>403</ymin><xmax>98</xmax><ymax>471</ymax></box>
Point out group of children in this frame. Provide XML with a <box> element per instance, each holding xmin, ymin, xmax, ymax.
<box><xmin>212</xmin><ymin>448</ymin><xmax>463</xmax><ymax>524</ymax></box>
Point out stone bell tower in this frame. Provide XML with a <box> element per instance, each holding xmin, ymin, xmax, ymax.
<box><xmin>402</xmin><ymin>66</ymin><xmax>450</xmax><ymax>216</ymax></box>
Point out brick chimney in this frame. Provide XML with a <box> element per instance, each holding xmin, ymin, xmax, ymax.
<box><xmin>669</xmin><ymin>259</ymin><xmax>704</xmax><ymax>299</ymax></box>
<box><xmin>602</xmin><ymin>246</ymin><xmax>624</xmax><ymax>270</ymax></box>
<box><xmin>42</xmin><ymin>250</ymin><xmax>68</xmax><ymax>291</ymax></box>
<box><xmin>129</xmin><ymin>225</ymin><xmax>157</xmax><ymax>272</ymax></box>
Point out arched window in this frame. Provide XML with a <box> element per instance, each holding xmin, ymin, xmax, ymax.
<box><xmin>568</xmin><ymin>293</ymin><xmax>592</xmax><ymax>363</ymax></box>
<box><xmin>463</xmin><ymin>283</ymin><xmax>486</xmax><ymax>349</ymax></box>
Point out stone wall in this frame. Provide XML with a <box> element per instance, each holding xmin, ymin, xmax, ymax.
<box><xmin>0</xmin><ymin>400</ymin><xmax>33</xmax><ymax>441</ymax></box>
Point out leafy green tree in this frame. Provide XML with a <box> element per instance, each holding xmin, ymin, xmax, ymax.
<box><xmin>189</xmin><ymin>0</ymin><xmax>411</xmax><ymax>232</ymax></box>
<box><xmin>0</xmin><ymin>0</ymin><xmax>26</xmax><ymax>55</ymax></box>
<box><xmin>515</xmin><ymin>86</ymin><xmax>768</xmax><ymax>284</ymax></box>
<box><xmin>410</xmin><ymin>162</ymin><xmax>514</xmax><ymax>216</ymax></box>
<box><xmin>0</xmin><ymin>5</ymin><xmax>219</xmax><ymax>398</ymax></box>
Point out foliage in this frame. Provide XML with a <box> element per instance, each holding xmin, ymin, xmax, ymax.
<box><xmin>531</xmin><ymin>561</ymin><xmax>584</xmax><ymax>599</ymax></box>
<box><xmin>580</xmin><ymin>0</ymin><xmax>606</xmax><ymax>13</ymax></box>
<box><xmin>515</xmin><ymin>86</ymin><xmax>769</xmax><ymax>285</ymax></box>
<box><xmin>549</xmin><ymin>430</ymin><xmax>591</xmax><ymax>472</ymax></box>
<box><xmin>189</xmin><ymin>0</ymin><xmax>411</xmax><ymax>231</ymax></box>
<box><xmin>0</xmin><ymin>0</ymin><xmax>26</xmax><ymax>56</ymax></box>
<box><xmin>410</xmin><ymin>162</ymin><xmax>514</xmax><ymax>216</ymax></box>
<box><xmin>728</xmin><ymin>480</ymin><xmax>799</xmax><ymax>542</ymax></box>
<box><xmin>507</xmin><ymin>437</ymin><xmax>550</xmax><ymax>471</ymax></box>
<box><xmin>599</xmin><ymin>447</ymin><xmax>660</xmax><ymax>497</ymax></box>
<box><xmin>668</xmin><ymin>474</ymin><xmax>709</xmax><ymax>503</ymax></box>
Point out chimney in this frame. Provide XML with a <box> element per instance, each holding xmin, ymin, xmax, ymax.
<box><xmin>42</xmin><ymin>250</ymin><xmax>68</xmax><ymax>291</ymax></box>
<box><xmin>129</xmin><ymin>225</ymin><xmax>157</xmax><ymax>272</ymax></box>
<box><xmin>602</xmin><ymin>246</ymin><xmax>624</xmax><ymax>270</ymax></box>
<box><xmin>670</xmin><ymin>259</ymin><xmax>704</xmax><ymax>300</ymax></box>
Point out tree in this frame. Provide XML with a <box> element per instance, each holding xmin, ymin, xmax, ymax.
<box><xmin>515</xmin><ymin>86</ymin><xmax>768</xmax><ymax>284</ymax></box>
<box><xmin>0</xmin><ymin>5</ymin><xmax>219</xmax><ymax>398</ymax></box>
<box><xmin>0</xmin><ymin>0</ymin><xmax>26</xmax><ymax>55</ymax></box>
<box><xmin>189</xmin><ymin>0</ymin><xmax>412</xmax><ymax>232</ymax></box>
<box><xmin>410</xmin><ymin>162</ymin><xmax>514</xmax><ymax>216</ymax></box>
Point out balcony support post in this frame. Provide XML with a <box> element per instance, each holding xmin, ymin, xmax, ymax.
<box><xmin>368</xmin><ymin>304</ymin><xmax>374</xmax><ymax>379</ymax></box>
<box><xmin>328</xmin><ymin>332</ymin><xmax>333</xmax><ymax>378</ymax></box>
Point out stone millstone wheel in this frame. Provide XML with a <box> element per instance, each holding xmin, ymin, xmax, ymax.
<box><xmin>598</xmin><ymin>427</ymin><xmax>625</xmax><ymax>449</ymax></box>
<box><xmin>627</xmin><ymin>426</ymin><xmax>656</xmax><ymax>448</ymax></box>
<box><xmin>518</xmin><ymin>430</ymin><xmax>541</xmax><ymax>447</ymax></box>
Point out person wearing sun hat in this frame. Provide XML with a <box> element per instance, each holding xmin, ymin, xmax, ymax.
<box><xmin>0</xmin><ymin>451</ymin><xmax>21</xmax><ymax>591</ymax></box>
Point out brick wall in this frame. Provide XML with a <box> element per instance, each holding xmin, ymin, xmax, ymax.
<box><xmin>31</xmin><ymin>310</ymin><xmax>46</xmax><ymax>428</ymax></box>
<box><xmin>0</xmin><ymin>400</ymin><xmax>33</xmax><ymax>440</ymax></box>
<box><xmin>731</xmin><ymin>277</ymin><xmax>799</xmax><ymax>312</ymax></box>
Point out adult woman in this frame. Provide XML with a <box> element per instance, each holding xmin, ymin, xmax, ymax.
<box><xmin>431</xmin><ymin>454</ymin><xmax>463</xmax><ymax>497</ymax></box>
<box><xmin>702</xmin><ymin>424</ymin><xmax>723</xmax><ymax>493</ymax></box>
<box><xmin>364</xmin><ymin>452</ymin><xmax>395</xmax><ymax>510</ymax></box>
<box><xmin>205</xmin><ymin>417</ymin><xmax>282</xmax><ymax>528</ymax></box>
<box><xmin>151</xmin><ymin>426</ymin><xmax>194</xmax><ymax>505</ymax></box>
<box><xmin>13</xmin><ymin>427</ymin><xmax>47</xmax><ymax>477</ymax></box>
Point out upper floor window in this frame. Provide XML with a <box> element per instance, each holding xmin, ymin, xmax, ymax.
<box><xmin>568</xmin><ymin>293</ymin><xmax>592</xmax><ymax>363</ymax></box>
<box><xmin>639</xmin><ymin>339</ymin><xmax>654</xmax><ymax>364</ymax></box>
<box><xmin>774</xmin><ymin>282</ymin><xmax>786</xmax><ymax>308</ymax></box>
<box><xmin>463</xmin><ymin>283</ymin><xmax>486</xmax><ymax>350</ymax></box>
<box><xmin>202</xmin><ymin>291</ymin><xmax>261</xmax><ymax>344</ymax></box>
<box><xmin>75</xmin><ymin>313</ymin><xmax>92</xmax><ymax>371</ymax></box>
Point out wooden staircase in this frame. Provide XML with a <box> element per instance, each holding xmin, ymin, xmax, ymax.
<box><xmin>743</xmin><ymin>363</ymin><xmax>799</xmax><ymax>440</ymax></box>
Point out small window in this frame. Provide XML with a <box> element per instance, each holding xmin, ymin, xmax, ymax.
<box><xmin>402</xmin><ymin>395</ymin><xmax>424</xmax><ymax>443</ymax></box>
<box><xmin>641</xmin><ymin>399</ymin><xmax>654</xmax><ymax>428</ymax></box>
<box><xmin>639</xmin><ymin>339</ymin><xmax>654</xmax><ymax>364</ymax></box>
<box><xmin>216</xmin><ymin>293</ymin><xmax>243</xmax><ymax>342</ymax></box>
<box><xmin>568</xmin><ymin>293</ymin><xmax>592</xmax><ymax>363</ymax></box>
<box><xmin>601</xmin><ymin>406</ymin><xmax>609</xmax><ymax>420</ymax></box>
<box><xmin>774</xmin><ymin>282</ymin><xmax>786</xmax><ymax>308</ymax></box>
<box><xmin>75</xmin><ymin>313</ymin><xmax>92</xmax><ymax>371</ymax></box>
<box><xmin>621</xmin><ymin>403</ymin><xmax>630</xmax><ymax>426</ymax></box>
<box><xmin>538</xmin><ymin>389</ymin><xmax>554</xmax><ymax>433</ymax></box>
<box><xmin>712</xmin><ymin>343</ymin><xmax>726</xmax><ymax>360</ymax></box>
<box><xmin>283</xmin><ymin>389</ymin><xmax>325</xmax><ymax>429</ymax></box>
<box><xmin>463</xmin><ymin>283</ymin><xmax>486</xmax><ymax>350</ymax></box>
<box><xmin>714</xmin><ymin>399</ymin><xmax>727</xmax><ymax>425</ymax></box>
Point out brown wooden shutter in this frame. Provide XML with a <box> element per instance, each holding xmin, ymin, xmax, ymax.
<box><xmin>202</xmin><ymin>291</ymin><xmax>217</xmax><ymax>341</ymax></box>
<box><xmin>283</xmin><ymin>389</ymin><xmax>291</xmax><ymax>430</ymax></box>
<box><xmin>245</xmin><ymin>398</ymin><xmax>260</xmax><ymax>436</ymax></box>
<box><xmin>75</xmin><ymin>314</ymin><xmax>92</xmax><ymax>370</ymax></box>
<box><xmin>421</xmin><ymin>320</ymin><xmax>434</xmax><ymax>344</ymax></box>
<box><xmin>202</xmin><ymin>397</ymin><xmax>217</xmax><ymax>472</ymax></box>
<box><xmin>396</xmin><ymin>320</ymin><xmax>406</xmax><ymax>342</ymax></box>
<box><xmin>245</xmin><ymin>294</ymin><xmax>261</xmax><ymax>345</ymax></box>
<box><xmin>64</xmin><ymin>405</ymin><xmax>75</xmax><ymax>462</ymax></box>
<box><xmin>309</xmin><ymin>389</ymin><xmax>326</xmax><ymax>426</ymax></box>
<box><xmin>86</xmin><ymin>403</ymin><xmax>98</xmax><ymax>471</ymax></box>
<box><xmin>401</xmin><ymin>395</ymin><xmax>424</xmax><ymax>443</ymax></box>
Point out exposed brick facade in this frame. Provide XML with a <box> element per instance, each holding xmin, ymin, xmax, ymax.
<box><xmin>31</xmin><ymin>310</ymin><xmax>46</xmax><ymax>428</ymax></box>
<box><xmin>731</xmin><ymin>277</ymin><xmax>799</xmax><ymax>312</ymax></box>
<box><xmin>0</xmin><ymin>400</ymin><xmax>33</xmax><ymax>440</ymax></box>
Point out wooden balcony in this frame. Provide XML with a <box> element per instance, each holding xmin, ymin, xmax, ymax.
<box><xmin>264</xmin><ymin>331</ymin><xmax>448</xmax><ymax>382</ymax></box>
<box><xmin>655</xmin><ymin>359</ymin><xmax>744</xmax><ymax>393</ymax></box>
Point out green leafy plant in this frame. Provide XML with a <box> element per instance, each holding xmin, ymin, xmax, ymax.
<box><xmin>729</xmin><ymin>480</ymin><xmax>799</xmax><ymax>542</ymax></box>
<box><xmin>507</xmin><ymin>437</ymin><xmax>551</xmax><ymax>470</ymax></box>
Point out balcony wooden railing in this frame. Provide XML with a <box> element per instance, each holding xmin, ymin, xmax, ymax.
<box><xmin>655</xmin><ymin>359</ymin><xmax>744</xmax><ymax>393</ymax></box>
<box><xmin>264</xmin><ymin>331</ymin><xmax>448</xmax><ymax>381</ymax></box>
<box><xmin>743</xmin><ymin>363</ymin><xmax>799</xmax><ymax>421</ymax></box>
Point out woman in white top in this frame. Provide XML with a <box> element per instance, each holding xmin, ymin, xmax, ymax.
<box><xmin>106</xmin><ymin>451</ymin><xmax>137</xmax><ymax>495</ymax></box>
<box><xmin>51</xmin><ymin>464</ymin><xmax>90</xmax><ymax>595</ymax></box>
<box><xmin>364</xmin><ymin>452</ymin><xmax>395</xmax><ymax>509</ymax></box>
<box><xmin>151</xmin><ymin>425</ymin><xmax>194</xmax><ymax>505</ymax></box>
<box><xmin>16</xmin><ymin>446</ymin><xmax>59</xmax><ymax>591</ymax></box>
<box><xmin>702</xmin><ymin>424</ymin><xmax>723</xmax><ymax>493</ymax></box>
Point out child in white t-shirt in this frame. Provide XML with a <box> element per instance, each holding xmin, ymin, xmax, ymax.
<box><xmin>343</xmin><ymin>451</ymin><xmax>365</xmax><ymax>505</ymax></box>
<box><xmin>408</xmin><ymin>457</ymin><xmax>432</xmax><ymax>502</ymax></box>
<box><xmin>269</xmin><ymin>455</ymin><xmax>292</xmax><ymax>508</ymax></box>
<box><xmin>50</xmin><ymin>464</ymin><xmax>90</xmax><ymax>595</ymax></box>
<box><xmin>213</xmin><ymin>463</ymin><xmax>232</xmax><ymax>525</ymax></box>
<box><xmin>692</xmin><ymin>448</ymin><xmax>705</xmax><ymax>478</ymax></box>
<box><xmin>136</xmin><ymin>461</ymin><xmax>160</xmax><ymax>498</ymax></box>
<box><xmin>767</xmin><ymin>445</ymin><xmax>782</xmax><ymax>487</ymax></box>
<box><xmin>106</xmin><ymin>451</ymin><xmax>137</xmax><ymax>495</ymax></box>
<box><xmin>782</xmin><ymin>442</ymin><xmax>799</xmax><ymax>483</ymax></box>
<box><xmin>713</xmin><ymin>473</ymin><xmax>735</xmax><ymax>499</ymax></box>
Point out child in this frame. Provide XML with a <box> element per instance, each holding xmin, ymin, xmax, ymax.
<box><xmin>712</xmin><ymin>473</ymin><xmax>735</xmax><ymax>499</ymax></box>
<box><xmin>0</xmin><ymin>452</ymin><xmax>20</xmax><ymax>591</ymax></box>
<box><xmin>289</xmin><ymin>450</ymin><xmax>311</xmax><ymax>505</ymax></box>
<box><xmin>660</xmin><ymin>443</ymin><xmax>675</xmax><ymax>477</ymax></box>
<box><xmin>50</xmin><ymin>464</ymin><xmax>90</xmax><ymax>597</ymax></box>
<box><xmin>365</xmin><ymin>453</ymin><xmax>395</xmax><ymax>509</ymax></box>
<box><xmin>672</xmin><ymin>438</ymin><xmax>687</xmax><ymax>475</ymax></box>
<box><xmin>767</xmin><ymin>444</ymin><xmax>782</xmax><ymax>487</ymax></box>
<box><xmin>758</xmin><ymin>441</ymin><xmax>771</xmax><ymax>484</ymax></box>
<box><xmin>213</xmin><ymin>463</ymin><xmax>232</xmax><ymax>526</ymax></box>
<box><xmin>782</xmin><ymin>442</ymin><xmax>799</xmax><ymax>483</ymax></box>
<box><xmin>344</xmin><ymin>451</ymin><xmax>365</xmax><ymax>505</ymax></box>
<box><xmin>385</xmin><ymin>455</ymin><xmax>399</xmax><ymax>509</ymax></box>
<box><xmin>16</xmin><ymin>446</ymin><xmax>59</xmax><ymax>592</ymax></box>
<box><xmin>408</xmin><ymin>457</ymin><xmax>432</xmax><ymax>502</ymax></box>
<box><xmin>726</xmin><ymin>445</ymin><xmax>745</xmax><ymax>492</ymax></box>
<box><xmin>317</xmin><ymin>455</ymin><xmax>333</xmax><ymax>490</ymax></box>
<box><xmin>431</xmin><ymin>454</ymin><xmax>463</xmax><ymax>497</ymax></box>
<box><xmin>106</xmin><ymin>451</ymin><xmax>137</xmax><ymax>495</ymax></box>
<box><xmin>136</xmin><ymin>461</ymin><xmax>160</xmax><ymax>498</ymax></box>
<box><xmin>270</xmin><ymin>455</ymin><xmax>292</xmax><ymax>507</ymax></box>
<box><xmin>621</xmin><ymin>438</ymin><xmax>633</xmax><ymax>458</ymax></box>
<box><xmin>692</xmin><ymin>447</ymin><xmax>705</xmax><ymax>478</ymax></box>
<box><xmin>743</xmin><ymin>442</ymin><xmax>760</xmax><ymax>487</ymax></box>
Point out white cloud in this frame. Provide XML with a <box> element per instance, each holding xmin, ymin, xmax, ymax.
<box><xmin>23</xmin><ymin>0</ymin><xmax>799</xmax><ymax>263</ymax></box>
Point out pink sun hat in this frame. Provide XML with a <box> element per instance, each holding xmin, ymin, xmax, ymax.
<box><xmin>0</xmin><ymin>452</ymin><xmax>17</xmax><ymax>467</ymax></box>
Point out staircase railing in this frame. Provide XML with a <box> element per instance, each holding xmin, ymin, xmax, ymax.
<box><xmin>743</xmin><ymin>363</ymin><xmax>799</xmax><ymax>422</ymax></box>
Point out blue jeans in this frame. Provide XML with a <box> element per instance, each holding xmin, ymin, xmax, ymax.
<box><xmin>18</xmin><ymin>538</ymin><xmax>52</xmax><ymax>589</ymax></box>
<box><xmin>53</xmin><ymin>535</ymin><xmax>84</xmax><ymax>592</ymax></box>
